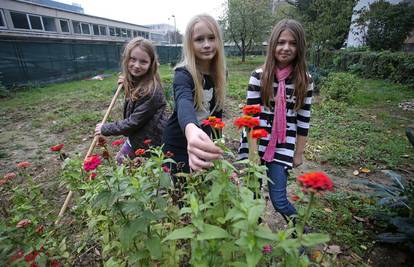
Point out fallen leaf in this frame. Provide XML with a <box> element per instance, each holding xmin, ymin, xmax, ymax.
<box><xmin>324</xmin><ymin>208</ymin><xmax>333</xmax><ymax>213</ymax></box>
<box><xmin>310</xmin><ymin>250</ymin><xmax>322</xmax><ymax>261</ymax></box>
<box><xmin>353</xmin><ymin>215</ymin><xmax>366</xmax><ymax>222</ymax></box>
<box><xmin>401</xmin><ymin>154</ymin><xmax>409</xmax><ymax>158</ymax></box>
<box><xmin>94</xmin><ymin>248</ymin><xmax>101</xmax><ymax>256</ymax></box>
<box><xmin>359</xmin><ymin>167</ymin><xmax>371</xmax><ymax>173</ymax></box>
<box><xmin>360</xmin><ymin>245</ymin><xmax>367</xmax><ymax>250</ymax></box>
<box><xmin>326</xmin><ymin>245</ymin><xmax>342</xmax><ymax>254</ymax></box>
<box><xmin>353</xmin><ymin>170</ymin><xmax>359</xmax><ymax>176</ymax></box>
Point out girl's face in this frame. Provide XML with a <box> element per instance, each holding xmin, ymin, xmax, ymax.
<box><xmin>274</xmin><ymin>30</ymin><xmax>297</xmax><ymax>68</ymax></box>
<box><xmin>128</xmin><ymin>46</ymin><xmax>151</xmax><ymax>78</ymax></box>
<box><xmin>192</xmin><ymin>21</ymin><xmax>217</xmax><ymax>64</ymax></box>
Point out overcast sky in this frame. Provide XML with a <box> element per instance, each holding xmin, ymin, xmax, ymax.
<box><xmin>55</xmin><ymin>0</ymin><xmax>226</xmax><ymax>33</ymax></box>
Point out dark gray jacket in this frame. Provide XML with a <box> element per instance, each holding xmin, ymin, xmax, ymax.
<box><xmin>101</xmin><ymin>86</ymin><xmax>167</xmax><ymax>149</ymax></box>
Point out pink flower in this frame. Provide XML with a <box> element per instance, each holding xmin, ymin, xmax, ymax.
<box><xmin>111</xmin><ymin>139</ymin><xmax>125</xmax><ymax>146</ymax></box>
<box><xmin>88</xmin><ymin>172</ymin><xmax>97</xmax><ymax>181</ymax></box>
<box><xmin>16</xmin><ymin>219</ymin><xmax>31</xmax><ymax>228</ymax></box>
<box><xmin>50</xmin><ymin>144</ymin><xmax>64</xmax><ymax>152</ymax></box>
<box><xmin>262</xmin><ymin>244</ymin><xmax>272</xmax><ymax>254</ymax></box>
<box><xmin>162</xmin><ymin>166</ymin><xmax>170</xmax><ymax>173</ymax></box>
<box><xmin>83</xmin><ymin>155</ymin><xmax>101</xmax><ymax>172</ymax></box>
<box><xmin>17</xmin><ymin>161</ymin><xmax>31</xmax><ymax>168</ymax></box>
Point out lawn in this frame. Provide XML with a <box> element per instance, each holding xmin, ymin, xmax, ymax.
<box><xmin>1</xmin><ymin>57</ymin><xmax>413</xmax><ymax>266</ymax></box>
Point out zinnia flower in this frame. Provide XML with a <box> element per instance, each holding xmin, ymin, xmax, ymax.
<box><xmin>234</xmin><ymin>115</ymin><xmax>260</xmax><ymax>129</ymax></box>
<box><xmin>251</xmin><ymin>129</ymin><xmax>268</xmax><ymax>139</ymax></box>
<box><xmin>83</xmin><ymin>155</ymin><xmax>101</xmax><ymax>172</ymax></box>
<box><xmin>24</xmin><ymin>250</ymin><xmax>39</xmax><ymax>262</ymax></box>
<box><xmin>9</xmin><ymin>249</ymin><xmax>24</xmax><ymax>262</ymax></box>
<box><xmin>16</xmin><ymin>161</ymin><xmax>31</xmax><ymax>168</ymax></box>
<box><xmin>144</xmin><ymin>139</ymin><xmax>152</xmax><ymax>145</ymax></box>
<box><xmin>102</xmin><ymin>150</ymin><xmax>110</xmax><ymax>160</ymax></box>
<box><xmin>243</xmin><ymin>104</ymin><xmax>261</xmax><ymax>116</ymax></box>
<box><xmin>3</xmin><ymin>172</ymin><xmax>16</xmax><ymax>181</ymax></box>
<box><xmin>290</xmin><ymin>194</ymin><xmax>300</xmax><ymax>201</ymax></box>
<box><xmin>262</xmin><ymin>244</ymin><xmax>272</xmax><ymax>254</ymax></box>
<box><xmin>50</xmin><ymin>260</ymin><xmax>60</xmax><ymax>267</ymax></box>
<box><xmin>297</xmin><ymin>172</ymin><xmax>334</xmax><ymax>192</ymax></box>
<box><xmin>162</xmin><ymin>166</ymin><xmax>170</xmax><ymax>173</ymax></box>
<box><xmin>165</xmin><ymin>151</ymin><xmax>174</xmax><ymax>158</ymax></box>
<box><xmin>111</xmin><ymin>139</ymin><xmax>125</xmax><ymax>146</ymax></box>
<box><xmin>35</xmin><ymin>225</ymin><xmax>44</xmax><ymax>234</ymax></box>
<box><xmin>16</xmin><ymin>219</ymin><xmax>31</xmax><ymax>228</ymax></box>
<box><xmin>88</xmin><ymin>172</ymin><xmax>97</xmax><ymax>181</ymax></box>
<box><xmin>202</xmin><ymin>116</ymin><xmax>226</xmax><ymax>129</ymax></box>
<box><xmin>50</xmin><ymin>144</ymin><xmax>64</xmax><ymax>152</ymax></box>
<box><xmin>97</xmin><ymin>136</ymin><xmax>108</xmax><ymax>147</ymax></box>
<box><xmin>135</xmin><ymin>148</ymin><xmax>146</xmax><ymax>156</ymax></box>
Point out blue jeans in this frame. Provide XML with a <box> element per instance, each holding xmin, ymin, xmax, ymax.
<box><xmin>266</xmin><ymin>162</ymin><xmax>297</xmax><ymax>218</ymax></box>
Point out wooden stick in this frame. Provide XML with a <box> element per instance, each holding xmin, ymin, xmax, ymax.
<box><xmin>55</xmin><ymin>83</ymin><xmax>123</xmax><ymax>225</ymax></box>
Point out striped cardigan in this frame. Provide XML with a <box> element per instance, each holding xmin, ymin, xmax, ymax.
<box><xmin>237</xmin><ymin>68</ymin><xmax>314</xmax><ymax>168</ymax></box>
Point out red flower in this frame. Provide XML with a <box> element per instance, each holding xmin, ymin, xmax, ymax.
<box><xmin>165</xmin><ymin>151</ymin><xmax>174</xmax><ymax>158</ymax></box>
<box><xmin>262</xmin><ymin>244</ymin><xmax>272</xmax><ymax>254</ymax></box>
<box><xmin>4</xmin><ymin>172</ymin><xmax>16</xmax><ymax>181</ymax></box>
<box><xmin>83</xmin><ymin>155</ymin><xmax>101</xmax><ymax>172</ymax></box>
<box><xmin>24</xmin><ymin>250</ymin><xmax>39</xmax><ymax>262</ymax></box>
<box><xmin>234</xmin><ymin>115</ymin><xmax>260</xmax><ymax>129</ymax></box>
<box><xmin>50</xmin><ymin>144</ymin><xmax>64</xmax><ymax>152</ymax></box>
<box><xmin>16</xmin><ymin>219</ymin><xmax>31</xmax><ymax>228</ymax></box>
<box><xmin>243</xmin><ymin>104</ymin><xmax>261</xmax><ymax>116</ymax></box>
<box><xmin>17</xmin><ymin>161</ymin><xmax>31</xmax><ymax>168</ymax></box>
<box><xmin>251</xmin><ymin>129</ymin><xmax>268</xmax><ymax>139</ymax></box>
<box><xmin>135</xmin><ymin>148</ymin><xmax>146</xmax><ymax>156</ymax></box>
<box><xmin>35</xmin><ymin>225</ymin><xmax>44</xmax><ymax>234</ymax></box>
<box><xmin>50</xmin><ymin>260</ymin><xmax>60</xmax><ymax>267</ymax></box>
<box><xmin>162</xmin><ymin>166</ymin><xmax>170</xmax><ymax>173</ymax></box>
<box><xmin>88</xmin><ymin>172</ymin><xmax>97</xmax><ymax>181</ymax></box>
<box><xmin>297</xmin><ymin>172</ymin><xmax>334</xmax><ymax>192</ymax></box>
<box><xmin>102</xmin><ymin>150</ymin><xmax>110</xmax><ymax>160</ymax></box>
<box><xmin>9</xmin><ymin>249</ymin><xmax>24</xmax><ymax>262</ymax></box>
<box><xmin>30</xmin><ymin>263</ymin><xmax>39</xmax><ymax>267</ymax></box>
<box><xmin>97</xmin><ymin>136</ymin><xmax>108</xmax><ymax>147</ymax></box>
<box><xmin>290</xmin><ymin>194</ymin><xmax>300</xmax><ymax>201</ymax></box>
<box><xmin>202</xmin><ymin>116</ymin><xmax>225</xmax><ymax>129</ymax></box>
<box><xmin>144</xmin><ymin>139</ymin><xmax>152</xmax><ymax>145</ymax></box>
<box><xmin>111</xmin><ymin>139</ymin><xmax>125</xmax><ymax>146</ymax></box>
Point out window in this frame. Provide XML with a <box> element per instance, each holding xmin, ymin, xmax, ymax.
<box><xmin>28</xmin><ymin>15</ymin><xmax>42</xmax><ymax>30</ymax></box>
<box><xmin>99</xmin><ymin>25</ymin><xmax>107</xmax><ymax>35</ymax></box>
<box><xmin>133</xmin><ymin>30</ymin><xmax>138</xmax><ymax>37</ymax></box>
<box><xmin>0</xmin><ymin>9</ymin><xmax>6</xmax><ymax>28</ymax></box>
<box><xmin>72</xmin><ymin>21</ymin><xmax>81</xmax><ymax>34</ymax></box>
<box><xmin>109</xmin><ymin>27</ymin><xmax>115</xmax><ymax>36</ymax></box>
<box><xmin>121</xmin><ymin>28</ymin><xmax>127</xmax><ymax>37</ymax></box>
<box><xmin>115</xmin><ymin>28</ymin><xmax>121</xmax><ymax>37</ymax></box>
<box><xmin>11</xmin><ymin>12</ymin><xmax>29</xmax><ymax>29</ymax></box>
<box><xmin>42</xmin><ymin>16</ymin><xmax>56</xmax><ymax>31</ymax></box>
<box><xmin>81</xmin><ymin>23</ymin><xmax>90</xmax><ymax>34</ymax></box>
<box><xmin>93</xmin><ymin>24</ymin><xmax>99</xmax><ymax>35</ymax></box>
<box><xmin>127</xmin><ymin>29</ymin><xmax>131</xmax><ymax>38</ymax></box>
<box><xmin>60</xmin><ymin>19</ymin><xmax>69</xmax><ymax>32</ymax></box>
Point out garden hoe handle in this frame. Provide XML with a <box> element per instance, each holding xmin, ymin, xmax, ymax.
<box><xmin>55</xmin><ymin>83</ymin><xmax>123</xmax><ymax>225</ymax></box>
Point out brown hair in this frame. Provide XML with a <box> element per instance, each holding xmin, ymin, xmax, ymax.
<box><xmin>121</xmin><ymin>37</ymin><xmax>161</xmax><ymax>101</ymax></box>
<box><xmin>261</xmin><ymin>19</ymin><xmax>309</xmax><ymax>110</ymax></box>
<box><xmin>176</xmin><ymin>14</ymin><xmax>226</xmax><ymax>112</ymax></box>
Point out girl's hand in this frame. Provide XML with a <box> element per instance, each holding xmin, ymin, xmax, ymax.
<box><xmin>185</xmin><ymin>123</ymin><xmax>223</xmax><ymax>171</ymax></box>
<box><xmin>117</xmin><ymin>75</ymin><xmax>124</xmax><ymax>85</ymax></box>
<box><xmin>95</xmin><ymin>123</ymin><xmax>103</xmax><ymax>136</ymax></box>
<box><xmin>293</xmin><ymin>153</ymin><xmax>303</xmax><ymax>168</ymax></box>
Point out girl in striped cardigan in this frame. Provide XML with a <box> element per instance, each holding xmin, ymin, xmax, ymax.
<box><xmin>238</xmin><ymin>19</ymin><xmax>314</xmax><ymax>223</ymax></box>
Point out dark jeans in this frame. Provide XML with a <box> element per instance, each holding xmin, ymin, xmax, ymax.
<box><xmin>266</xmin><ymin>162</ymin><xmax>297</xmax><ymax>219</ymax></box>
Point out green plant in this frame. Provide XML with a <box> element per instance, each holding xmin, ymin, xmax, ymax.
<box><xmin>319</xmin><ymin>72</ymin><xmax>361</xmax><ymax>103</ymax></box>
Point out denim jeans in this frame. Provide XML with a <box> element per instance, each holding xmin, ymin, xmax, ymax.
<box><xmin>266</xmin><ymin>162</ymin><xmax>297</xmax><ymax>218</ymax></box>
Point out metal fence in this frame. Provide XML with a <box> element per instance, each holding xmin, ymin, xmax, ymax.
<box><xmin>0</xmin><ymin>40</ymin><xmax>182</xmax><ymax>88</ymax></box>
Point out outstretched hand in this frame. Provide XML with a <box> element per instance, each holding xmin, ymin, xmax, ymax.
<box><xmin>185</xmin><ymin>123</ymin><xmax>223</xmax><ymax>171</ymax></box>
<box><xmin>95</xmin><ymin>123</ymin><xmax>103</xmax><ymax>136</ymax></box>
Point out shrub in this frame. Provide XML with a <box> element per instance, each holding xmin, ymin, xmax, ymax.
<box><xmin>320</xmin><ymin>72</ymin><xmax>361</xmax><ymax>103</ymax></box>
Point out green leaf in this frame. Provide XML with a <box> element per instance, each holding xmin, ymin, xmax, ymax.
<box><xmin>246</xmin><ymin>250</ymin><xmax>261</xmax><ymax>267</ymax></box>
<box><xmin>145</xmin><ymin>236</ymin><xmax>162</xmax><ymax>259</ymax></box>
<box><xmin>119</xmin><ymin>218</ymin><xmax>148</xmax><ymax>248</ymax></box>
<box><xmin>160</xmin><ymin>173</ymin><xmax>172</xmax><ymax>188</ymax></box>
<box><xmin>247</xmin><ymin>205</ymin><xmax>263</xmax><ymax>225</ymax></box>
<box><xmin>255</xmin><ymin>226</ymin><xmax>279</xmax><ymax>241</ymax></box>
<box><xmin>163</xmin><ymin>226</ymin><xmax>195</xmax><ymax>241</ymax></box>
<box><xmin>301</xmin><ymin>233</ymin><xmax>330</xmax><ymax>247</ymax></box>
<box><xmin>197</xmin><ymin>224</ymin><xmax>229</xmax><ymax>240</ymax></box>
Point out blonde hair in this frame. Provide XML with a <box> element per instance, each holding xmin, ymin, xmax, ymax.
<box><xmin>261</xmin><ymin>19</ymin><xmax>309</xmax><ymax>110</ymax></box>
<box><xmin>121</xmin><ymin>37</ymin><xmax>161</xmax><ymax>101</ymax></box>
<box><xmin>176</xmin><ymin>14</ymin><xmax>226</xmax><ymax>112</ymax></box>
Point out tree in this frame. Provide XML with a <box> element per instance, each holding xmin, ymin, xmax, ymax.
<box><xmin>291</xmin><ymin>0</ymin><xmax>357</xmax><ymax>50</ymax></box>
<box><xmin>220</xmin><ymin>0</ymin><xmax>274</xmax><ymax>62</ymax></box>
<box><xmin>356</xmin><ymin>0</ymin><xmax>414</xmax><ymax>51</ymax></box>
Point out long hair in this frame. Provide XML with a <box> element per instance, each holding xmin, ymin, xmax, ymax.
<box><xmin>176</xmin><ymin>14</ymin><xmax>226</xmax><ymax>112</ymax></box>
<box><xmin>121</xmin><ymin>37</ymin><xmax>161</xmax><ymax>101</ymax></box>
<box><xmin>261</xmin><ymin>19</ymin><xmax>309</xmax><ymax>110</ymax></box>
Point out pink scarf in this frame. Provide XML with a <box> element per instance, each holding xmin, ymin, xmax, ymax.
<box><xmin>262</xmin><ymin>65</ymin><xmax>293</xmax><ymax>162</ymax></box>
